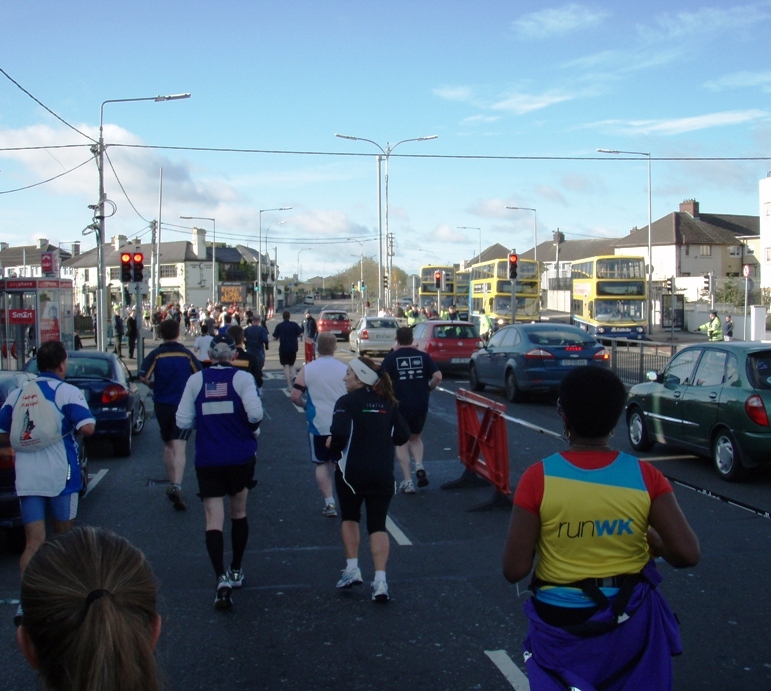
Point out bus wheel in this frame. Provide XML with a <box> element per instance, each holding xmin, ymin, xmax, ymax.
<box><xmin>505</xmin><ymin>369</ymin><xmax>522</xmax><ymax>402</ymax></box>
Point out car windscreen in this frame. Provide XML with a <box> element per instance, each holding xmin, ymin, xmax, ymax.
<box><xmin>525</xmin><ymin>329</ymin><xmax>593</xmax><ymax>347</ymax></box>
<box><xmin>433</xmin><ymin>325</ymin><xmax>477</xmax><ymax>339</ymax></box>
<box><xmin>322</xmin><ymin>313</ymin><xmax>348</xmax><ymax>321</ymax></box>
<box><xmin>747</xmin><ymin>352</ymin><xmax>771</xmax><ymax>389</ymax></box>
<box><xmin>367</xmin><ymin>320</ymin><xmax>398</xmax><ymax>329</ymax></box>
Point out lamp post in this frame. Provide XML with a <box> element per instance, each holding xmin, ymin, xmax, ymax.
<box><xmin>457</xmin><ymin>227</ymin><xmax>482</xmax><ymax>263</ymax></box>
<box><xmin>505</xmin><ymin>207</ymin><xmax>538</xmax><ymax>264</ymax></box>
<box><xmin>259</xmin><ymin>207</ymin><xmax>292</xmax><ymax>314</ymax></box>
<box><xmin>335</xmin><ymin>132</ymin><xmax>438</xmax><ymax>309</ymax></box>
<box><xmin>179</xmin><ymin>216</ymin><xmax>216</xmax><ymax>303</ymax></box>
<box><xmin>597</xmin><ymin>148</ymin><xmax>653</xmax><ymax>334</ymax></box>
<box><xmin>94</xmin><ymin>93</ymin><xmax>190</xmax><ymax>350</ymax></box>
<box><xmin>263</xmin><ymin>221</ymin><xmax>286</xmax><ymax>315</ymax></box>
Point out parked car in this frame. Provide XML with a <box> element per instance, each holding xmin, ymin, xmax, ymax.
<box><xmin>25</xmin><ymin>351</ymin><xmax>145</xmax><ymax>457</ymax></box>
<box><xmin>626</xmin><ymin>342</ymin><xmax>771</xmax><ymax>481</ymax></box>
<box><xmin>318</xmin><ymin>309</ymin><xmax>352</xmax><ymax>340</ymax></box>
<box><xmin>349</xmin><ymin>316</ymin><xmax>399</xmax><ymax>355</ymax></box>
<box><xmin>304</xmin><ymin>294</ymin><xmax>315</xmax><ymax>305</ymax></box>
<box><xmin>469</xmin><ymin>323</ymin><xmax>610</xmax><ymax>402</ymax></box>
<box><xmin>0</xmin><ymin>370</ymin><xmax>88</xmax><ymax>552</ymax></box>
<box><xmin>411</xmin><ymin>320</ymin><xmax>480</xmax><ymax>371</ymax></box>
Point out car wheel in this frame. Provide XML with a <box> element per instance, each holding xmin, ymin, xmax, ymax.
<box><xmin>132</xmin><ymin>400</ymin><xmax>146</xmax><ymax>435</ymax></box>
<box><xmin>627</xmin><ymin>407</ymin><xmax>654</xmax><ymax>452</ymax></box>
<box><xmin>5</xmin><ymin>526</ymin><xmax>26</xmax><ymax>554</ymax></box>
<box><xmin>113</xmin><ymin>428</ymin><xmax>132</xmax><ymax>457</ymax></box>
<box><xmin>469</xmin><ymin>363</ymin><xmax>485</xmax><ymax>391</ymax></box>
<box><xmin>505</xmin><ymin>369</ymin><xmax>522</xmax><ymax>402</ymax></box>
<box><xmin>712</xmin><ymin>428</ymin><xmax>744</xmax><ymax>481</ymax></box>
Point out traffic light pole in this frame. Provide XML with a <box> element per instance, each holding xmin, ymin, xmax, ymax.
<box><xmin>510</xmin><ymin>279</ymin><xmax>517</xmax><ymax>324</ymax></box>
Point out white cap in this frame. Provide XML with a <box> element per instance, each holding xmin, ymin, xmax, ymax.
<box><xmin>349</xmin><ymin>358</ymin><xmax>379</xmax><ymax>386</ymax></box>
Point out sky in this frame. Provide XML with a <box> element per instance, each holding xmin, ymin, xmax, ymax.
<box><xmin>1</xmin><ymin>0</ymin><xmax>770</xmax><ymax>282</ymax></box>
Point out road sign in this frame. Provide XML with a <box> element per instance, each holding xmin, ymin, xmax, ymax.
<box><xmin>743</xmin><ymin>264</ymin><xmax>750</xmax><ymax>278</ymax></box>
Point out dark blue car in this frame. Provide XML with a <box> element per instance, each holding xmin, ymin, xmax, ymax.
<box><xmin>26</xmin><ymin>351</ymin><xmax>145</xmax><ymax>457</ymax></box>
<box><xmin>469</xmin><ymin>323</ymin><xmax>610</xmax><ymax>402</ymax></box>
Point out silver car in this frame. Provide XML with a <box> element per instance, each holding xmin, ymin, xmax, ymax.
<box><xmin>349</xmin><ymin>317</ymin><xmax>399</xmax><ymax>355</ymax></box>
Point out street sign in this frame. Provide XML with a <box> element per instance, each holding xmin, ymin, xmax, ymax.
<box><xmin>743</xmin><ymin>264</ymin><xmax>750</xmax><ymax>278</ymax></box>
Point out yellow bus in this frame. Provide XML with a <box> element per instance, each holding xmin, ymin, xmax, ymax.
<box><xmin>453</xmin><ymin>268</ymin><xmax>470</xmax><ymax>319</ymax></box>
<box><xmin>571</xmin><ymin>255</ymin><xmax>647</xmax><ymax>339</ymax></box>
<box><xmin>418</xmin><ymin>265</ymin><xmax>455</xmax><ymax>314</ymax></box>
<box><xmin>469</xmin><ymin>258</ymin><xmax>540</xmax><ymax>326</ymax></box>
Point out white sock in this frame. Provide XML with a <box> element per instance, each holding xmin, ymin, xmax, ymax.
<box><xmin>346</xmin><ymin>558</ymin><xmax>358</xmax><ymax>571</ymax></box>
<box><xmin>374</xmin><ymin>570</ymin><xmax>386</xmax><ymax>583</ymax></box>
<box><xmin>325</xmin><ymin>496</ymin><xmax>335</xmax><ymax>506</ymax></box>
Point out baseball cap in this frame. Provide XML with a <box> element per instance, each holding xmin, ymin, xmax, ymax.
<box><xmin>209</xmin><ymin>333</ymin><xmax>237</xmax><ymax>357</ymax></box>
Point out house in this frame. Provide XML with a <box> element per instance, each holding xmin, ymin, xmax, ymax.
<box><xmin>0</xmin><ymin>239</ymin><xmax>75</xmax><ymax>280</ymax></box>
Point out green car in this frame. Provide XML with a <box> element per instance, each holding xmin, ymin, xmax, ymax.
<box><xmin>626</xmin><ymin>342</ymin><xmax>771</xmax><ymax>481</ymax></box>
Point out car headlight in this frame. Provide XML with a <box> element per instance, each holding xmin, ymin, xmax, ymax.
<box><xmin>636</xmin><ymin>327</ymin><xmax>644</xmax><ymax>333</ymax></box>
<box><xmin>597</xmin><ymin>327</ymin><xmax>606</xmax><ymax>333</ymax></box>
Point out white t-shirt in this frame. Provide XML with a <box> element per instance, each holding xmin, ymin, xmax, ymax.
<box><xmin>303</xmin><ymin>356</ymin><xmax>347</xmax><ymax>436</ymax></box>
<box><xmin>193</xmin><ymin>335</ymin><xmax>214</xmax><ymax>356</ymax></box>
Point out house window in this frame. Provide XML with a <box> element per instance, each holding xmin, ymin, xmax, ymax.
<box><xmin>699</xmin><ymin>245</ymin><xmax>712</xmax><ymax>257</ymax></box>
<box><xmin>84</xmin><ymin>269</ymin><xmax>90</xmax><ymax>282</ymax></box>
<box><xmin>766</xmin><ymin>248</ymin><xmax>771</xmax><ymax>262</ymax></box>
<box><xmin>109</xmin><ymin>268</ymin><xmax>120</xmax><ymax>280</ymax></box>
<box><xmin>160</xmin><ymin>265</ymin><xmax>177</xmax><ymax>278</ymax></box>
<box><xmin>684</xmin><ymin>245</ymin><xmax>689</xmax><ymax>256</ymax></box>
<box><xmin>728</xmin><ymin>246</ymin><xmax>742</xmax><ymax>257</ymax></box>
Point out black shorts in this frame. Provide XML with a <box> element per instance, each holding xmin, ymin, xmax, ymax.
<box><xmin>279</xmin><ymin>349</ymin><xmax>297</xmax><ymax>367</ymax></box>
<box><xmin>155</xmin><ymin>402</ymin><xmax>193</xmax><ymax>443</ymax></box>
<box><xmin>196</xmin><ymin>459</ymin><xmax>257</xmax><ymax>498</ymax></box>
<box><xmin>334</xmin><ymin>470</ymin><xmax>393</xmax><ymax>534</ymax></box>
<box><xmin>309</xmin><ymin>434</ymin><xmax>340</xmax><ymax>464</ymax></box>
<box><xmin>402</xmin><ymin>412</ymin><xmax>426</xmax><ymax>436</ymax></box>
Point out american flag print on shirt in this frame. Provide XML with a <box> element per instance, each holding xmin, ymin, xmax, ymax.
<box><xmin>205</xmin><ymin>381</ymin><xmax>228</xmax><ymax>398</ymax></box>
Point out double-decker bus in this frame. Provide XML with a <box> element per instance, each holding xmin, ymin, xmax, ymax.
<box><xmin>469</xmin><ymin>258</ymin><xmax>540</xmax><ymax>327</ymax></box>
<box><xmin>453</xmin><ymin>268</ymin><xmax>470</xmax><ymax>319</ymax></box>
<box><xmin>418</xmin><ymin>265</ymin><xmax>455</xmax><ymax>314</ymax></box>
<box><xmin>571</xmin><ymin>255</ymin><xmax>647</xmax><ymax>339</ymax></box>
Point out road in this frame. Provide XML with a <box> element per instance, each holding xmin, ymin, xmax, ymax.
<box><xmin>1</xmin><ymin>302</ymin><xmax>770</xmax><ymax>689</ymax></box>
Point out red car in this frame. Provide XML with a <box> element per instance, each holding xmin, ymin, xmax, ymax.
<box><xmin>318</xmin><ymin>310</ymin><xmax>352</xmax><ymax>340</ymax></box>
<box><xmin>411</xmin><ymin>320</ymin><xmax>481</xmax><ymax>371</ymax></box>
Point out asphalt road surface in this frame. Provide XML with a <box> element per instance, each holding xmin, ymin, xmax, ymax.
<box><xmin>2</xmin><ymin>306</ymin><xmax>770</xmax><ymax>689</ymax></box>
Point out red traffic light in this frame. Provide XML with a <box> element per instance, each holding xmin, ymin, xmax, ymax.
<box><xmin>133</xmin><ymin>253</ymin><xmax>144</xmax><ymax>263</ymax></box>
<box><xmin>508</xmin><ymin>252</ymin><xmax>519</xmax><ymax>279</ymax></box>
<box><xmin>434</xmin><ymin>270</ymin><xmax>442</xmax><ymax>289</ymax></box>
<box><xmin>120</xmin><ymin>253</ymin><xmax>132</xmax><ymax>264</ymax></box>
<box><xmin>508</xmin><ymin>253</ymin><xmax>518</xmax><ymax>265</ymax></box>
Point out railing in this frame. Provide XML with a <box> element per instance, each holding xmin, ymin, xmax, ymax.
<box><xmin>598</xmin><ymin>336</ymin><xmax>679</xmax><ymax>386</ymax></box>
<box><xmin>74</xmin><ymin>315</ymin><xmax>94</xmax><ymax>337</ymax></box>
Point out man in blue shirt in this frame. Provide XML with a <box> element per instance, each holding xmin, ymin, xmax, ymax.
<box><xmin>243</xmin><ymin>312</ymin><xmax>270</xmax><ymax>379</ymax></box>
<box><xmin>176</xmin><ymin>334</ymin><xmax>263</xmax><ymax>609</ymax></box>
<box><xmin>139</xmin><ymin>319</ymin><xmax>200</xmax><ymax>510</ymax></box>
<box><xmin>272</xmin><ymin>310</ymin><xmax>303</xmax><ymax>391</ymax></box>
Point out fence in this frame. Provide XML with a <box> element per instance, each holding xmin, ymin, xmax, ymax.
<box><xmin>74</xmin><ymin>315</ymin><xmax>94</xmax><ymax>337</ymax></box>
<box><xmin>598</xmin><ymin>337</ymin><xmax>679</xmax><ymax>386</ymax></box>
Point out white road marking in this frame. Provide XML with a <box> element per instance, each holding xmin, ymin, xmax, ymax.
<box><xmin>385</xmin><ymin>515</ymin><xmax>412</xmax><ymax>546</ymax></box>
<box><xmin>485</xmin><ymin>650</ymin><xmax>530</xmax><ymax>690</ymax></box>
<box><xmin>85</xmin><ymin>468</ymin><xmax>108</xmax><ymax>496</ymax></box>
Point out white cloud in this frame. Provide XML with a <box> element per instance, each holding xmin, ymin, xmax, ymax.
<box><xmin>468</xmin><ymin>198</ymin><xmax>514</xmax><ymax>220</ymax></box>
<box><xmin>535</xmin><ymin>185</ymin><xmax>568</xmax><ymax>206</ymax></box>
<box><xmin>428</xmin><ymin>224</ymin><xmax>471</xmax><ymax>243</ymax></box>
<box><xmin>432</xmin><ymin>85</ymin><xmax>474</xmax><ymax>102</ymax></box>
<box><xmin>461</xmin><ymin>114</ymin><xmax>502</xmax><ymax>124</ymax></box>
<box><xmin>585</xmin><ymin>109</ymin><xmax>769</xmax><ymax>136</ymax></box>
<box><xmin>705</xmin><ymin>70</ymin><xmax>771</xmax><ymax>93</ymax></box>
<box><xmin>642</xmin><ymin>3</ymin><xmax>771</xmax><ymax>41</ymax></box>
<box><xmin>512</xmin><ymin>4</ymin><xmax>608</xmax><ymax>38</ymax></box>
<box><xmin>491</xmin><ymin>90</ymin><xmax>575</xmax><ymax>114</ymax></box>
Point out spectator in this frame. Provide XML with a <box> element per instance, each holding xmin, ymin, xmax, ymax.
<box><xmin>724</xmin><ymin>315</ymin><xmax>734</xmax><ymax>341</ymax></box>
<box><xmin>126</xmin><ymin>308</ymin><xmax>139</xmax><ymax>360</ymax></box>
<box><xmin>696</xmin><ymin>311</ymin><xmax>722</xmax><ymax>341</ymax></box>
<box><xmin>113</xmin><ymin>311</ymin><xmax>125</xmax><ymax>358</ymax></box>
<box><xmin>302</xmin><ymin>309</ymin><xmax>318</xmax><ymax>364</ymax></box>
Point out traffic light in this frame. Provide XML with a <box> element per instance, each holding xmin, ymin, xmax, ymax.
<box><xmin>440</xmin><ymin>271</ymin><xmax>447</xmax><ymax>292</ymax></box>
<box><xmin>665</xmin><ymin>276</ymin><xmax>673</xmax><ymax>292</ymax></box>
<box><xmin>508</xmin><ymin>252</ymin><xmax>519</xmax><ymax>280</ymax></box>
<box><xmin>351</xmin><ymin>282</ymin><xmax>355</xmax><ymax>292</ymax></box>
<box><xmin>132</xmin><ymin>253</ymin><xmax>144</xmax><ymax>282</ymax></box>
<box><xmin>703</xmin><ymin>274</ymin><xmax>711</xmax><ymax>292</ymax></box>
<box><xmin>434</xmin><ymin>270</ymin><xmax>442</xmax><ymax>290</ymax></box>
<box><xmin>254</xmin><ymin>280</ymin><xmax>260</xmax><ymax>292</ymax></box>
<box><xmin>120</xmin><ymin>253</ymin><xmax>132</xmax><ymax>283</ymax></box>
<box><xmin>383</xmin><ymin>273</ymin><xmax>389</xmax><ymax>289</ymax></box>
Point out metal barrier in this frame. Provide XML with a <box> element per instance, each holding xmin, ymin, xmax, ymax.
<box><xmin>441</xmin><ymin>388</ymin><xmax>512</xmax><ymax>511</ymax></box>
<box><xmin>598</xmin><ymin>337</ymin><xmax>679</xmax><ymax>386</ymax></box>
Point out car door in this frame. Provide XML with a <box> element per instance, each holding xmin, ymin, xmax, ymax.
<box><xmin>679</xmin><ymin>349</ymin><xmax>727</xmax><ymax>450</ymax></box>
<box><xmin>488</xmin><ymin>327</ymin><xmax>517</xmax><ymax>386</ymax></box>
<box><xmin>475</xmin><ymin>328</ymin><xmax>506</xmax><ymax>383</ymax></box>
<box><xmin>647</xmin><ymin>348</ymin><xmax>702</xmax><ymax>442</ymax></box>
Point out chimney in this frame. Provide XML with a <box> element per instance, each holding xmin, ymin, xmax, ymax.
<box><xmin>679</xmin><ymin>199</ymin><xmax>699</xmax><ymax>217</ymax></box>
<box><xmin>36</xmin><ymin>238</ymin><xmax>48</xmax><ymax>249</ymax></box>
<box><xmin>0</xmin><ymin>242</ymin><xmax>8</xmax><ymax>251</ymax></box>
<box><xmin>112</xmin><ymin>235</ymin><xmax>128</xmax><ymax>251</ymax></box>
<box><xmin>72</xmin><ymin>242</ymin><xmax>81</xmax><ymax>256</ymax></box>
<box><xmin>192</xmin><ymin>227</ymin><xmax>207</xmax><ymax>260</ymax></box>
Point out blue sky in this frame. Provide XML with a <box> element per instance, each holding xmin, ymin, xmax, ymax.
<box><xmin>1</xmin><ymin>0</ymin><xmax>770</xmax><ymax>281</ymax></box>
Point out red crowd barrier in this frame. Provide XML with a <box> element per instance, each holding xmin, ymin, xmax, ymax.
<box><xmin>441</xmin><ymin>388</ymin><xmax>512</xmax><ymax>510</ymax></box>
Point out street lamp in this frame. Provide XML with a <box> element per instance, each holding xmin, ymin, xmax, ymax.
<box><xmin>505</xmin><ymin>207</ymin><xmax>538</xmax><ymax>265</ymax></box>
<box><xmin>297</xmin><ymin>247</ymin><xmax>314</xmax><ymax>281</ymax></box>
<box><xmin>263</xmin><ymin>221</ymin><xmax>286</xmax><ymax>314</ymax></box>
<box><xmin>597</xmin><ymin>148</ymin><xmax>653</xmax><ymax>334</ymax></box>
<box><xmin>457</xmin><ymin>227</ymin><xmax>482</xmax><ymax>263</ymax></box>
<box><xmin>179</xmin><ymin>216</ymin><xmax>216</xmax><ymax>303</ymax></box>
<box><xmin>95</xmin><ymin>92</ymin><xmax>190</xmax><ymax>350</ymax></box>
<box><xmin>335</xmin><ymin>132</ymin><xmax>438</xmax><ymax>308</ymax></box>
<box><xmin>259</xmin><ymin>207</ymin><xmax>292</xmax><ymax>314</ymax></box>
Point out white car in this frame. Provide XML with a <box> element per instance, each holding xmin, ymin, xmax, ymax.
<box><xmin>304</xmin><ymin>295</ymin><xmax>315</xmax><ymax>305</ymax></box>
<box><xmin>349</xmin><ymin>317</ymin><xmax>399</xmax><ymax>355</ymax></box>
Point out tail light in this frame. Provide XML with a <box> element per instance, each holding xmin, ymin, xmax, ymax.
<box><xmin>565</xmin><ymin>345</ymin><xmax>582</xmax><ymax>352</ymax></box>
<box><xmin>0</xmin><ymin>448</ymin><xmax>15</xmax><ymax>470</ymax></box>
<box><xmin>593</xmin><ymin>348</ymin><xmax>610</xmax><ymax>361</ymax></box>
<box><xmin>102</xmin><ymin>384</ymin><xmax>128</xmax><ymax>404</ymax></box>
<box><xmin>745</xmin><ymin>395</ymin><xmax>769</xmax><ymax>427</ymax></box>
<box><xmin>360</xmin><ymin>329</ymin><xmax>369</xmax><ymax>340</ymax></box>
<box><xmin>524</xmin><ymin>348</ymin><xmax>555</xmax><ymax>360</ymax></box>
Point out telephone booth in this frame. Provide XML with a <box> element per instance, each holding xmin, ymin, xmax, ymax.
<box><xmin>0</xmin><ymin>278</ymin><xmax>75</xmax><ymax>371</ymax></box>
